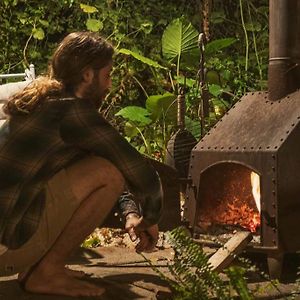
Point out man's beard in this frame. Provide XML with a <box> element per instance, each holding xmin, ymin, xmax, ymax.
<box><xmin>81</xmin><ymin>77</ymin><xmax>109</xmax><ymax>109</ymax></box>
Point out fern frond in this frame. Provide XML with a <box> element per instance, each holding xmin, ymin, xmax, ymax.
<box><xmin>143</xmin><ymin>226</ymin><xmax>252</xmax><ymax>299</ymax></box>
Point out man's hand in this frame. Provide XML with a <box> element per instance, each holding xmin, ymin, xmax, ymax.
<box><xmin>125</xmin><ymin>213</ymin><xmax>159</xmax><ymax>253</ymax></box>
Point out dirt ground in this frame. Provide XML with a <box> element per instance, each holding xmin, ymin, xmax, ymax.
<box><xmin>1</xmin><ymin>228</ymin><xmax>300</xmax><ymax>300</ymax></box>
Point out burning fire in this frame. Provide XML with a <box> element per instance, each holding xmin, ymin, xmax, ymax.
<box><xmin>197</xmin><ymin>166</ymin><xmax>261</xmax><ymax>233</ymax></box>
<box><xmin>251</xmin><ymin>171</ymin><xmax>261</xmax><ymax>213</ymax></box>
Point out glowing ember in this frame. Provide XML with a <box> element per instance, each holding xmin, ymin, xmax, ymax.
<box><xmin>197</xmin><ymin>164</ymin><xmax>261</xmax><ymax>233</ymax></box>
<box><xmin>198</xmin><ymin>197</ymin><xmax>260</xmax><ymax>232</ymax></box>
<box><xmin>249</xmin><ymin>213</ymin><xmax>261</xmax><ymax>233</ymax></box>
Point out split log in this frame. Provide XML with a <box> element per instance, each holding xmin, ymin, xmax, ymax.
<box><xmin>208</xmin><ymin>231</ymin><xmax>252</xmax><ymax>272</ymax></box>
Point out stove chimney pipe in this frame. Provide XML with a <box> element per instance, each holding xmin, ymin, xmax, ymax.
<box><xmin>268</xmin><ymin>0</ymin><xmax>300</xmax><ymax>101</ymax></box>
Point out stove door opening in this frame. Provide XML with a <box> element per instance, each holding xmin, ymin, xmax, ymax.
<box><xmin>196</xmin><ymin>162</ymin><xmax>261</xmax><ymax>234</ymax></box>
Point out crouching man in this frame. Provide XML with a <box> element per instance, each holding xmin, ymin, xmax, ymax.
<box><xmin>0</xmin><ymin>31</ymin><xmax>162</xmax><ymax>297</ymax></box>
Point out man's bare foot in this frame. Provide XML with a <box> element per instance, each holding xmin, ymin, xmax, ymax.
<box><xmin>18</xmin><ymin>266</ymin><xmax>87</xmax><ymax>281</ymax></box>
<box><xmin>64</xmin><ymin>267</ymin><xmax>88</xmax><ymax>278</ymax></box>
<box><xmin>18</xmin><ymin>267</ymin><xmax>104</xmax><ymax>297</ymax></box>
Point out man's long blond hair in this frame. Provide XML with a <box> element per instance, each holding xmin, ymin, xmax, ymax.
<box><xmin>4</xmin><ymin>32</ymin><xmax>114</xmax><ymax>115</ymax></box>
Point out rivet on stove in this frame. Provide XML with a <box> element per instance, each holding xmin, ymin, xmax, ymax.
<box><xmin>272</xmin><ymin>167</ymin><xmax>275</xmax><ymax>171</ymax></box>
<box><xmin>286</xmin><ymin>130</ymin><xmax>289</xmax><ymax>134</ymax></box>
<box><xmin>214</xmin><ymin>146</ymin><xmax>218</xmax><ymax>149</ymax></box>
<box><xmin>280</xmin><ymin>138</ymin><xmax>284</xmax><ymax>142</ymax></box>
<box><xmin>228</xmin><ymin>147</ymin><xmax>232</xmax><ymax>150</ymax></box>
<box><xmin>208</xmin><ymin>147</ymin><xmax>211</xmax><ymax>149</ymax></box>
<box><xmin>221</xmin><ymin>146</ymin><xmax>224</xmax><ymax>149</ymax></box>
<box><xmin>243</xmin><ymin>147</ymin><xmax>246</xmax><ymax>150</ymax></box>
<box><xmin>272</xmin><ymin>240</ymin><xmax>276</xmax><ymax>244</ymax></box>
<box><xmin>259</xmin><ymin>146</ymin><xmax>262</xmax><ymax>149</ymax></box>
<box><xmin>272</xmin><ymin>178</ymin><xmax>276</xmax><ymax>183</ymax></box>
<box><xmin>272</xmin><ymin>154</ymin><xmax>276</xmax><ymax>159</ymax></box>
<box><xmin>236</xmin><ymin>147</ymin><xmax>239</xmax><ymax>150</ymax></box>
<box><xmin>272</xmin><ymin>191</ymin><xmax>276</xmax><ymax>195</ymax></box>
<box><xmin>291</xmin><ymin>123</ymin><xmax>295</xmax><ymax>127</ymax></box>
<box><xmin>272</xmin><ymin>228</ymin><xmax>277</xmax><ymax>232</ymax></box>
<box><xmin>266</xmin><ymin>146</ymin><xmax>270</xmax><ymax>149</ymax></box>
<box><xmin>274</xmin><ymin>146</ymin><xmax>278</xmax><ymax>149</ymax></box>
<box><xmin>190</xmin><ymin>165</ymin><xmax>193</xmax><ymax>168</ymax></box>
<box><xmin>251</xmin><ymin>147</ymin><xmax>254</xmax><ymax>149</ymax></box>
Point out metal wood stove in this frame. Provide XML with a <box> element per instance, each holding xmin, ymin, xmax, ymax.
<box><xmin>184</xmin><ymin>0</ymin><xmax>300</xmax><ymax>278</ymax></box>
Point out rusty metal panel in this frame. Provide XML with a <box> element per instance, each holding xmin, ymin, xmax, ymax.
<box><xmin>277</xmin><ymin>124</ymin><xmax>300</xmax><ymax>252</ymax></box>
<box><xmin>196</xmin><ymin>90</ymin><xmax>300</xmax><ymax>151</ymax></box>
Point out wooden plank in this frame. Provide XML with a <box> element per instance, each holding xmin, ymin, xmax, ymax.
<box><xmin>208</xmin><ymin>231</ymin><xmax>252</xmax><ymax>272</ymax></box>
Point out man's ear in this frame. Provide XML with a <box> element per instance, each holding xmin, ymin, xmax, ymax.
<box><xmin>82</xmin><ymin>67</ymin><xmax>94</xmax><ymax>84</ymax></box>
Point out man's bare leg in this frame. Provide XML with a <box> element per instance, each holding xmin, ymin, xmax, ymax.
<box><xmin>18</xmin><ymin>156</ymin><xmax>125</xmax><ymax>297</ymax></box>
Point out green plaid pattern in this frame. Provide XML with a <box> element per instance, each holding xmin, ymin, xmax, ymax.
<box><xmin>0</xmin><ymin>98</ymin><xmax>162</xmax><ymax>249</ymax></box>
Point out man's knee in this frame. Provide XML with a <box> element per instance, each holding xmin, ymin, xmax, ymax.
<box><xmin>65</xmin><ymin>156</ymin><xmax>125</xmax><ymax>200</ymax></box>
<box><xmin>95</xmin><ymin>157</ymin><xmax>125</xmax><ymax>192</ymax></box>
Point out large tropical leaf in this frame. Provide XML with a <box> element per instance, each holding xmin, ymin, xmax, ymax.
<box><xmin>145</xmin><ymin>93</ymin><xmax>177</xmax><ymax>122</ymax></box>
<box><xmin>162</xmin><ymin>18</ymin><xmax>199</xmax><ymax>62</ymax></box>
<box><xmin>118</xmin><ymin>49</ymin><xmax>167</xmax><ymax>70</ymax></box>
<box><xmin>115</xmin><ymin>106</ymin><xmax>152</xmax><ymax>126</ymax></box>
<box><xmin>205</xmin><ymin>38</ymin><xmax>237</xmax><ymax>56</ymax></box>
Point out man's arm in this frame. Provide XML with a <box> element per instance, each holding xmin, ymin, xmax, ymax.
<box><xmin>118</xmin><ymin>190</ymin><xmax>140</xmax><ymax>219</ymax></box>
<box><xmin>60</xmin><ymin>100</ymin><xmax>163</xmax><ymax>227</ymax></box>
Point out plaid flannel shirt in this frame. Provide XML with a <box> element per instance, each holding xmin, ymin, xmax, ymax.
<box><xmin>0</xmin><ymin>97</ymin><xmax>162</xmax><ymax>249</ymax></box>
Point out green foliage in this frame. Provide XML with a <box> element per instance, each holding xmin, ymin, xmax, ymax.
<box><xmin>205</xmin><ymin>38</ymin><xmax>237</xmax><ymax>56</ymax></box>
<box><xmin>115</xmin><ymin>106</ymin><xmax>152</xmax><ymax>126</ymax></box>
<box><xmin>226</xmin><ymin>267</ymin><xmax>253</xmax><ymax>300</ymax></box>
<box><xmin>0</xmin><ymin>0</ymin><xmax>269</xmax><ymax>159</ymax></box>
<box><xmin>86</xmin><ymin>19</ymin><xmax>103</xmax><ymax>32</ymax></box>
<box><xmin>143</xmin><ymin>226</ymin><xmax>253</xmax><ymax>300</ymax></box>
<box><xmin>145</xmin><ymin>93</ymin><xmax>177</xmax><ymax>121</ymax></box>
<box><xmin>162</xmin><ymin>18</ymin><xmax>199</xmax><ymax>75</ymax></box>
<box><xmin>115</xmin><ymin>92</ymin><xmax>177</xmax><ymax>159</ymax></box>
<box><xmin>118</xmin><ymin>49</ymin><xmax>167</xmax><ymax>70</ymax></box>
